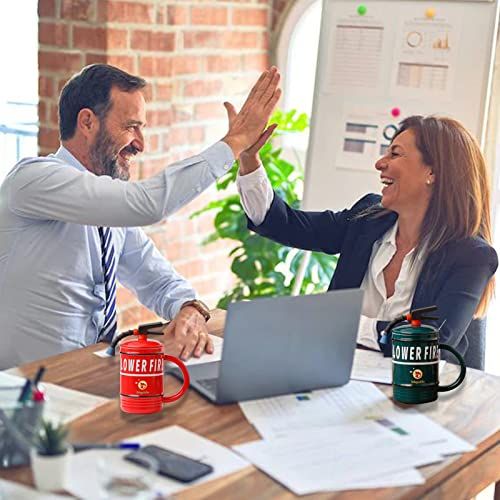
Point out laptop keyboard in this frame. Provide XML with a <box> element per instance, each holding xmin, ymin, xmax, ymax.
<box><xmin>197</xmin><ymin>377</ymin><xmax>218</xmax><ymax>394</ymax></box>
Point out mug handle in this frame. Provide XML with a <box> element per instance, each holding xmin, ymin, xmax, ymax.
<box><xmin>162</xmin><ymin>355</ymin><xmax>190</xmax><ymax>403</ymax></box>
<box><xmin>437</xmin><ymin>344</ymin><xmax>466</xmax><ymax>392</ymax></box>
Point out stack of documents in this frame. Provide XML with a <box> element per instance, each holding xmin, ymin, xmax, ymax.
<box><xmin>235</xmin><ymin>381</ymin><xmax>473</xmax><ymax>494</ymax></box>
<box><xmin>0</xmin><ymin>371</ymin><xmax>108</xmax><ymax>424</ymax></box>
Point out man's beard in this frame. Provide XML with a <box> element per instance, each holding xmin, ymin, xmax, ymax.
<box><xmin>89</xmin><ymin>127</ymin><xmax>133</xmax><ymax>181</ymax></box>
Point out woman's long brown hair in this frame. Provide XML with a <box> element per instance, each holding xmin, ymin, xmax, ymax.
<box><xmin>369</xmin><ymin>116</ymin><xmax>494</xmax><ymax>317</ymax></box>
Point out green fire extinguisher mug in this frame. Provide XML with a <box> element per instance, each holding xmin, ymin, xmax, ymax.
<box><xmin>382</xmin><ymin>306</ymin><xmax>467</xmax><ymax>404</ymax></box>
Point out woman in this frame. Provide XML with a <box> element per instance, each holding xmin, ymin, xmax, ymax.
<box><xmin>236</xmin><ymin>115</ymin><xmax>498</xmax><ymax>367</ymax></box>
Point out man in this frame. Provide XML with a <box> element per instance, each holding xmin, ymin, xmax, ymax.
<box><xmin>0</xmin><ymin>64</ymin><xmax>280</xmax><ymax>369</ymax></box>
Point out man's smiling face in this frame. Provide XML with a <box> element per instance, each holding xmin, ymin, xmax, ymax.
<box><xmin>89</xmin><ymin>87</ymin><xmax>146</xmax><ymax>181</ymax></box>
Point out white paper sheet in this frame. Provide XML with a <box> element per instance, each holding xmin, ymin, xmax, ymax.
<box><xmin>66</xmin><ymin>425</ymin><xmax>249</xmax><ymax>500</ymax></box>
<box><xmin>240</xmin><ymin>380</ymin><xmax>474</xmax><ymax>459</ymax></box>
<box><xmin>233</xmin><ymin>422</ymin><xmax>432</xmax><ymax>495</ymax></box>
<box><xmin>0</xmin><ymin>478</ymin><xmax>69</xmax><ymax>499</ymax></box>
<box><xmin>0</xmin><ymin>371</ymin><xmax>108</xmax><ymax>424</ymax></box>
<box><xmin>351</xmin><ymin>349</ymin><xmax>446</xmax><ymax>384</ymax></box>
<box><xmin>240</xmin><ymin>381</ymin><xmax>388</xmax><ymax>424</ymax></box>
<box><xmin>94</xmin><ymin>334</ymin><xmax>224</xmax><ymax>366</ymax></box>
<box><xmin>390</xmin><ymin>6</ymin><xmax>463</xmax><ymax>98</ymax></box>
<box><xmin>376</xmin><ymin>408</ymin><xmax>475</xmax><ymax>456</ymax></box>
<box><xmin>323</xmin><ymin>5</ymin><xmax>386</xmax><ymax>92</ymax></box>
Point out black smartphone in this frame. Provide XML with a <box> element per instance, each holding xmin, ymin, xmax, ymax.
<box><xmin>124</xmin><ymin>445</ymin><xmax>213</xmax><ymax>483</ymax></box>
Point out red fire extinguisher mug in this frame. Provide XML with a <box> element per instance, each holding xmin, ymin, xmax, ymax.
<box><xmin>113</xmin><ymin>325</ymin><xmax>190</xmax><ymax>414</ymax></box>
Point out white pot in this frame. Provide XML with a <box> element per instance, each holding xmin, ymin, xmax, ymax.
<box><xmin>30</xmin><ymin>447</ymin><xmax>72</xmax><ymax>492</ymax></box>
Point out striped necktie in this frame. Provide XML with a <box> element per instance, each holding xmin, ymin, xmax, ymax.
<box><xmin>98</xmin><ymin>226</ymin><xmax>117</xmax><ymax>342</ymax></box>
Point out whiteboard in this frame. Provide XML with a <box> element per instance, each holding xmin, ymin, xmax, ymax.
<box><xmin>303</xmin><ymin>0</ymin><xmax>500</xmax><ymax>211</ymax></box>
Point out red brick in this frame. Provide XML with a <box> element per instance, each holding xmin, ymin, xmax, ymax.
<box><xmin>171</xmin><ymin>56</ymin><xmax>202</xmax><ymax>76</ymax></box>
<box><xmin>50</xmin><ymin>105</ymin><xmax>59</xmax><ymax>126</ymax></box>
<box><xmin>39</xmin><ymin>127</ymin><xmax>60</xmax><ymax>150</ymax></box>
<box><xmin>243</xmin><ymin>53</ymin><xmax>269</xmax><ymax>71</ymax></box>
<box><xmin>116</xmin><ymin>286</ymin><xmax>137</xmax><ymax>307</ymax></box>
<box><xmin>156</xmin><ymin>5</ymin><xmax>167</xmax><ymax>25</ymax></box>
<box><xmin>38</xmin><ymin>101</ymin><xmax>48</xmax><ymax>123</ymax></box>
<box><xmin>73</xmin><ymin>26</ymin><xmax>107</xmax><ymax>50</ymax></box>
<box><xmin>183</xmin><ymin>31</ymin><xmax>223</xmax><ymax>50</ymax></box>
<box><xmin>146</xmin><ymin>109</ymin><xmax>173</xmax><ymax>128</ymax></box>
<box><xmin>173</xmin><ymin>106</ymin><xmax>193</xmax><ymax>123</ymax></box>
<box><xmin>191</xmin><ymin>7</ymin><xmax>228</xmax><ymax>26</ymax></box>
<box><xmin>262</xmin><ymin>32</ymin><xmax>270</xmax><ymax>50</ymax></box>
<box><xmin>206</xmin><ymin>55</ymin><xmax>241</xmax><ymax>73</ymax></box>
<box><xmin>167</xmin><ymin>127</ymin><xmax>188</xmax><ymax>146</ymax></box>
<box><xmin>194</xmin><ymin>102</ymin><xmax>225</xmax><ymax>120</ymax></box>
<box><xmin>39</xmin><ymin>76</ymin><xmax>55</xmax><ymax>98</ymax></box>
<box><xmin>233</xmin><ymin>8</ymin><xmax>269</xmax><ymax>26</ymax></box>
<box><xmin>38</xmin><ymin>0</ymin><xmax>56</xmax><ymax>18</ymax></box>
<box><xmin>39</xmin><ymin>22</ymin><xmax>69</xmax><ymax>47</ymax></box>
<box><xmin>108</xmin><ymin>29</ymin><xmax>129</xmax><ymax>50</ymax></box>
<box><xmin>107</xmin><ymin>55</ymin><xmax>136</xmax><ymax>74</ymax></box>
<box><xmin>119</xmin><ymin>306</ymin><xmax>158</xmax><ymax>330</ymax></box>
<box><xmin>168</xmin><ymin>6</ymin><xmax>189</xmax><ymax>25</ymax></box>
<box><xmin>145</xmin><ymin>133</ymin><xmax>160</xmax><ymax>152</ymax></box>
<box><xmin>139</xmin><ymin>56</ymin><xmax>172</xmax><ymax>77</ymax></box>
<box><xmin>188</xmin><ymin>126</ymin><xmax>205</xmax><ymax>144</ymax></box>
<box><xmin>222</xmin><ymin>32</ymin><xmax>259</xmax><ymax>49</ymax></box>
<box><xmin>99</xmin><ymin>1</ymin><xmax>154</xmax><ymax>24</ymax></box>
<box><xmin>73</xmin><ymin>28</ymin><xmax>128</xmax><ymax>53</ymax></box>
<box><xmin>175</xmin><ymin>259</ymin><xmax>205</xmax><ymax>279</ymax></box>
<box><xmin>184</xmin><ymin>79</ymin><xmax>223</xmax><ymax>98</ymax></box>
<box><xmin>131</xmin><ymin>31</ymin><xmax>175</xmax><ymax>52</ymax></box>
<box><xmin>61</xmin><ymin>0</ymin><xmax>94</xmax><ymax>21</ymax></box>
<box><xmin>156</xmin><ymin>82</ymin><xmax>173</xmax><ymax>101</ymax></box>
<box><xmin>190</xmin><ymin>277</ymin><xmax>222</xmax><ymax>296</ymax></box>
<box><xmin>39</xmin><ymin>51</ymin><xmax>83</xmax><ymax>72</ymax></box>
<box><xmin>85</xmin><ymin>53</ymin><xmax>107</xmax><ymax>65</ymax></box>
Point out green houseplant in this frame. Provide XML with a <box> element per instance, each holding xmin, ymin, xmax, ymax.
<box><xmin>31</xmin><ymin>419</ymin><xmax>71</xmax><ymax>492</ymax></box>
<box><xmin>192</xmin><ymin>110</ymin><xmax>337</xmax><ymax>308</ymax></box>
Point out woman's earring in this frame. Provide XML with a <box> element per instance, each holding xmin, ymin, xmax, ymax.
<box><xmin>426</xmin><ymin>179</ymin><xmax>432</xmax><ymax>185</ymax></box>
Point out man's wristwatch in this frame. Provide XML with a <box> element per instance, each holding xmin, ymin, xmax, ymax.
<box><xmin>180</xmin><ymin>299</ymin><xmax>211</xmax><ymax>322</ymax></box>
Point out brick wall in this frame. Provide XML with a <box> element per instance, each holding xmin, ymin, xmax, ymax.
<box><xmin>38</xmin><ymin>0</ymin><xmax>272</xmax><ymax>329</ymax></box>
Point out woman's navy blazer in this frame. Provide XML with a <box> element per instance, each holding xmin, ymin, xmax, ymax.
<box><xmin>247</xmin><ymin>193</ymin><xmax>498</xmax><ymax>360</ymax></box>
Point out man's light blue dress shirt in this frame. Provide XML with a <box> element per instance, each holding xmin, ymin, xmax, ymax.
<box><xmin>0</xmin><ymin>142</ymin><xmax>234</xmax><ymax>369</ymax></box>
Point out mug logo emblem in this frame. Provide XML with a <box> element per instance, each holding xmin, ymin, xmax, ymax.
<box><xmin>137</xmin><ymin>380</ymin><xmax>148</xmax><ymax>390</ymax></box>
<box><xmin>412</xmin><ymin>369</ymin><xmax>423</xmax><ymax>380</ymax></box>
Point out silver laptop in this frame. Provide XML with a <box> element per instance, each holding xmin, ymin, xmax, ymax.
<box><xmin>168</xmin><ymin>289</ymin><xmax>363</xmax><ymax>404</ymax></box>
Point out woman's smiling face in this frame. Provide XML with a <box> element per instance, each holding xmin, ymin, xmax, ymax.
<box><xmin>375</xmin><ymin>129</ymin><xmax>434</xmax><ymax>214</ymax></box>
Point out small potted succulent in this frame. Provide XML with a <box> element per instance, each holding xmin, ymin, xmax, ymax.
<box><xmin>31</xmin><ymin>419</ymin><xmax>72</xmax><ymax>492</ymax></box>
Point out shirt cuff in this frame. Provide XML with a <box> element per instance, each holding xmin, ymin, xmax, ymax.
<box><xmin>199</xmin><ymin>141</ymin><xmax>235</xmax><ymax>179</ymax></box>
<box><xmin>168</xmin><ymin>297</ymin><xmax>197</xmax><ymax>320</ymax></box>
<box><xmin>356</xmin><ymin>315</ymin><xmax>381</xmax><ymax>351</ymax></box>
<box><xmin>236</xmin><ymin>164</ymin><xmax>266</xmax><ymax>186</ymax></box>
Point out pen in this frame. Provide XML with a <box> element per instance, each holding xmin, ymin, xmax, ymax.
<box><xmin>17</xmin><ymin>378</ymin><xmax>32</xmax><ymax>403</ymax></box>
<box><xmin>32</xmin><ymin>366</ymin><xmax>46</xmax><ymax>389</ymax></box>
<box><xmin>72</xmin><ymin>443</ymin><xmax>141</xmax><ymax>452</ymax></box>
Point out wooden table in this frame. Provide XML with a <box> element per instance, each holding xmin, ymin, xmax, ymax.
<box><xmin>1</xmin><ymin>309</ymin><xmax>499</xmax><ymax>499</ymax></box>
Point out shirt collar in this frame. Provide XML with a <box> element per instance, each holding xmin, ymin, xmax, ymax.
<box><xmin>380</xmin><ymin>220</ymin><xmax>427</xmax><ymax>261</ymax></box>
<box><xmin>381</xmin><ymin>220</ymin><xmax>398</xmax><ymax>248</ymax></box>
<box><xmin>52</xmin><ymin>145</ymin><xmax>88</xmax><ymax>173</ymax></box>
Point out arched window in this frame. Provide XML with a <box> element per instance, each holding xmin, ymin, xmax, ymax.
<box><xmin>0</xmin><ymin>0</ymin><xmax>38</xmax><ymax>180</ymax></box>
<box><xmin>276</xmin><ymin>0</ymin><xmax>322</xmax><ymax>163</ymax></box>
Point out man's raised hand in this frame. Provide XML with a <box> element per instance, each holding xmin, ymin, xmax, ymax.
<box><xmin>222</xmin><ymin>67</ymin><xmax>281</xmax><ymax>159</ymax></box>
